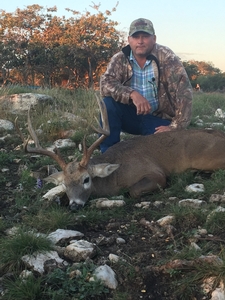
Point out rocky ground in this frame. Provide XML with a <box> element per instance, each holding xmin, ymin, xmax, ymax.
<box><xmin>0</xmin><ymin>132</ymin><xmax>225</xmax><ymax>300</ymax></box>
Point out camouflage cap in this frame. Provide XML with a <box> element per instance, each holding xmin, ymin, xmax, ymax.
<box><xmin>129</xmin><ymin>18</ymin><xmax>155</xmax><ymax>36</ymax></box>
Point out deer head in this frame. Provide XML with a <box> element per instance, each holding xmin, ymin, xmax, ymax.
<box><xmin>15</xmin><ymin>95</ymin><xmax>119</xmax><ymax>210</ymax></box>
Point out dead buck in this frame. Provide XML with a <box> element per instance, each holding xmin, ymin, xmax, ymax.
<box><xmin>16</xmin><ymin>96</ymin><xmax>225</xmax><ymax>209</ymax></box>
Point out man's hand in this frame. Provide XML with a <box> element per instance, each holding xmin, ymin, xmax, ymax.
<box><xmin>130</xmin><ymin>91</ymin><xmax>151</xmax><ymax>115</ymax></box>
<box><xmin>154</xmin><ymin>126</ymin><xmax>171</xmax><ymax>134</ymax></box>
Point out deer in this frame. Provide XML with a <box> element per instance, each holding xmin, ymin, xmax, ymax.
<box><xmin>16</xmin><ymin>95</ymin><xmax>225</xmax><ymax>210</ymax></box>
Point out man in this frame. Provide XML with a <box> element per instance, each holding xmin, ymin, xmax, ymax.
<box><xmin>100</xmin><ymin>18</ymin><xmax>193</xmax><ymax>153</ymax></box>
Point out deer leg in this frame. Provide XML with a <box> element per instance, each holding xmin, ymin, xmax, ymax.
<box><xmin>129</xmin><ymin>173</ymin><xmax>167</xmax><ymax>198</ymax></box>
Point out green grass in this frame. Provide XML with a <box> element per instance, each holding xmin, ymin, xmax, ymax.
<box><xmin>22</xmin><ymin>204</ymin><xmax>78</xmax><ymax>233</ymax></box>
<box><xmin>0</xmin><ymin>218</ymin><xmax>8</xmax><ymax>234</ymax></box>
<box><xmin>167</xmin><ymin>253</ymin><xmax>225</xmax><ymax>299</ymax></box>
<box><xmin>203</xmin><ymin>169</ymin><xmax>225</xmax><ymax>195</ymax></box>
<box><xmin>0</xmin><ymin>151</ymin><xmax>16</xmax><ymax>165</ymax></box>
<box><xmin>0</xmin><ymin>84</ymin><xmax>38</xmax><ymax>96</ymax></box>
<box><xmin>0</xmin><ymin>228</ymin><xmax>53</xmax><ymax>272</ymax></box>
<box><xmin>205</xmin><ymin>210</ymin><xmax>225</xmax><ymax>235</ymax></box>
<box><xmin>2</xmin><ymin>275</ymin><xmax>44</xmax><ymax>300</ymax></box>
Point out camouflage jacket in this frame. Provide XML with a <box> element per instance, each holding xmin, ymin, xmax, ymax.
<box><xmin>100</xmin><ymin>44</ymin><xmax>193</xmax><ymax>129</ymax></box>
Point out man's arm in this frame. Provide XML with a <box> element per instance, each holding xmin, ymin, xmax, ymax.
<box><xmin>163</xmin><ymin>54</ymin><xmax>193</xmax><ymax>130</ymax></box>
<box><xmin>100</xmin><ymin>52</ymin><xmax>134</xmax><ymax>104</ymax></box>
<box><xmin>130</xmin><ymin>91</ymin><xmax>151</xmax><ymax>115</ymax></box>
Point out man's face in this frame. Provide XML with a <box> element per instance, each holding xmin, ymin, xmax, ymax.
<box><xmin>128</xmin><ymin>32</ymin><xmax>156</xmax><ymax>57</ymax></box>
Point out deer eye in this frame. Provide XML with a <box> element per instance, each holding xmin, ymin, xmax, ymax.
<box><xmin>83</xmin><ymin>177</ymin><xmax>90</xmax><ymax>184</ymax></box>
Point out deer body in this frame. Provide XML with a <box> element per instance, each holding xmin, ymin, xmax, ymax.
<box><xmin>16</xmin><ymin>96</ymin><xmax>225</xmax><ymax>210</ymax></box>
<box><xmin>89</xmin><ymin>129</ymin><xmax>225</xmax><ymax>199</ymax></box>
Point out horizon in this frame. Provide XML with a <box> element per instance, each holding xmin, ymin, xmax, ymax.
<box><xmin>1</xmin><ymin>0</ymin><xmax>225</xmax><ymax>72</ymax></box>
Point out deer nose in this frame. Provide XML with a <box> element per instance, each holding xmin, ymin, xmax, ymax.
<box><xmin>69</xmin><ymin>202</ymin><xmax>84</xmax><ymax>211</ymax></box>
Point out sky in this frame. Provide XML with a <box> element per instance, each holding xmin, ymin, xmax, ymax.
<box><xmin>1</xmin><ymin>0</ymin><xmax>225</xmax><ymax>72</ymax></box>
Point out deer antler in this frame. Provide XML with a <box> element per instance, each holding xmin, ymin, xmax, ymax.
<box><xmin>79</xmin><ymin>95</ymin><xmax>110</xmax><ymax>167</ymax></box>
<box><xmin>15</xmin><ymin>109</ymin><xmax>67</xmax><ymax>171</ymax></box>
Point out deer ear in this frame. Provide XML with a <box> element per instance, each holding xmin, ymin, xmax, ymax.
<box><xmin>89</xmin><ymin>163</ymin><xmax>120</xmax><ymax>178</ymax></box>
<box><xmin>44</xmin><ymin>171</ymin><xmax>65</xmax><ymax>185</ymax></box>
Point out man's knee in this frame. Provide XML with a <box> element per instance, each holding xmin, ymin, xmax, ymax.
<box><xmin>103</xmin><ymin>96</ymin><xmax>116</xmax><ymax>110</ymax></box>
<box><xmin>100</xmin><ymin>97</ymin><xmax>122</xmax><ymax>152</ymax></box>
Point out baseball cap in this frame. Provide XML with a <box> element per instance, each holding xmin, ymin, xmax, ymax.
<box><xmin>129</xmin><ymin>18</ymin><xmax>155</xmax><ymax>36</ymax></box>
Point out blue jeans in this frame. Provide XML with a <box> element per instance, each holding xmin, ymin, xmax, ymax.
<box><xmin>100</xmin><ymin>96</ymin><xmax>171</xmax><ymax>153</ymax></box>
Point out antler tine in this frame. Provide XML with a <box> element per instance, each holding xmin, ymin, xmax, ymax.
<box><xmin>27</xmin><ymin>108</ymin><xmax>41</xmax><ymax>148</ymax></box>
<box><xmin>15</xmin><ymin>109</ymin><xmax>67</xmax><ymax>171</ymax></box>
<box><xmin>15</xmin><ymin>116</ymin><xmax>27</xmax><ymax>143</ymax></box>
<box><xmin>79</xmin><ymin>94</ymin><xmax>110</xmax><ymax>167</ymax></box>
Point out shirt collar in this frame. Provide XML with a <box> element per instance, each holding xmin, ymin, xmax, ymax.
<box><xmin>129</xmin><ymin>50</ymin><xmax>152</xmax><ymax>66</ymax></box>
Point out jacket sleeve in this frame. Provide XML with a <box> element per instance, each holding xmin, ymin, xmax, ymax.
<box><xmin>100</xmin><ymin>52</ymin><xmax>134</xmax><ymax>104</ymax></box>
<box><xmin>160</xmin><ymin>50</ymin><xmax>193</xmax><ymax>130</ymax></box>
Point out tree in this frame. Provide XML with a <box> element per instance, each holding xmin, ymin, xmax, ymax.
<box><xmin>189</xmin><ymin>60</ymin><xmax>221</xmax><ymax>76</ymax></box>
<box><xmin>197</xmin><ymin>73</ymin><xmax>225</xmax><ymax>92</ymax></box>
<box><xmin>57</xmin><ymin>3</ymin><xmax>121</xmax><ymax>88</ymax></box>
<box><xmin>0</xmin><ymin>3</ymin><xmax>123</xmax><ymax>88</ymax></box>
<box><xmin>0</xmin><ymin>5</ymin><xmax>48</xmax><ymax>85</ymax></box>
<box><xmin>183</xmin><ymin>60</ymin><xmax>224</xmax><ymax>91</ymax></box>
<box><xmin>183</xmin><ymin>61</ymin><xmax>200</xmax><ymax>87</ymax></box>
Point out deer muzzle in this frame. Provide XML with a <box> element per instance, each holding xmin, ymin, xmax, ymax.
<box><xmin>69</xmin><ymin>198</ymin><xmax>86</xmax><ymax>211</ymax></box>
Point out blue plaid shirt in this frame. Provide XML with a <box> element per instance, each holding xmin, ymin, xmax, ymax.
<box><xmin>129</xmin><ymin>51</ymin><xmax>159</xmax><ymax>113</ymax></box>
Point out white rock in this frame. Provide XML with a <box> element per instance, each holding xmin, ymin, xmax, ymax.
<box><xmin>22</xmin><ymin>251</ymin><xmax>67</xmax><ymax>274</ymax></box>
<box><xmin>53</xmin><ymin>139</ymin><xmax>76</xmax><ymax>149</ymax></box>
<box><xmin>153</xmin><ymin>201</ymin><xmax>164</xmax><ymax>208</ymax></box>
<box><xmin>109</xmin><ymin>254</ymin><xmax>120</xmax><ymax>263</ymax></box>
<box><xmin>90</xmin><ymin>198</ymin><xmax>126</xmax><ymax>208</ymax></box>
<box><xmin>135</xmin><ymin>201</ymin><xmax>151</xmax><ymax>208</ymax></box>
<box><xmin>35</xmin><ymin>128</ymin><xmax>43</xmax><ymax>136</ymax></box>
<box><xmin>190</xmin><ymin>242</ymin><xmax>201</xmax><ymax>251</ymax></box>
<box><xmin>212</xmin><ymin>206</ymin><xmax>225</xmax><ymax>213</ymax></box>
<box><xmin>197</xmin><ymin>228</ymin><xmax>208</xmax><ymax>236</ymax></box>
<box><xmin>215</xmin><ymin>108</ymin><xmax>225</xmax><ymax>119</ymax></box>
<box><xmin>47</xmin><ymin>229</ymin><xmax>84</xmax><ymax>244</ymax></box>
<box><xmin>209</xmin><ymin>194</ymin><xmax>223</xmax><ymax>203</ymax></box>
<box><xmin>92</xmin><ymin>265</ymin><xmax>118</xmax><ymax>290</ymax></box>
<box><xmin>195</xmin><ymin>122</ymin><xmax>204</xmax><ymax>127</ymax></box>
<box><xmin>116</xmin><ymin>237</ymin><xmax>126</xmax><ymax>244</ymax></box>
<box><xmin>202</xmin><ymin>276</ymin><xmax>217</xmax><ymax>294</ymax></box>
<box><xmin>211</xmin><ymin>288</ymin><xmax>225</xmax><ymax>300</ymax></box>
<box><xmin>168</xmin><ymin>197</ymin><xmax>179</xmax><ymax>202</ymax></box>
<box><xmin>63</xmin><ymin>112</ymin><xmax>86</xmax><ymax>123</ymax></box>
<box><xmin>157</xmin><ymin>215</ymin><xmax>175</xmax><ymax>226</ymax></box>
<box><xmin>206</xmin><ymin>122</ymin><xmax>223</xmax><ymax>128</ymax></box>
<box><xmin>5</xmin><ymin>226</ymin><xmax>20</xmax><ymax>236</ymax></box>
<box><xmin>0</xmin><ymin>133</ymin><xmax>11</xmax><ymax>142</ymax></box>
<box><xmin>198</xmin><ymin>255</ymin><xmax>223</xmax><ymax>266</ymax></box>
<box><xmin>0</xmin><ymin>93</ymin><xmax>54</xmax><ymax>114</ymax></box>
<box><xmin>0</xmin><ymin>120</ymin><xmax>14</xmax><ymax>131</ymax></box>
<box><xmin>20</xmin><ymin>270</ymin><xmax>33</xmax><ymax>279</ymax></box>
<box><xmin>195</xmin><ymin>118</ymin><xmax>204</xmax><ymax>126</ymax></box>
<box><xmin>179</xmin><ymin>199</ymin><xmax>206</xmax><ymax>208</ymax></box>
<box><xmin>185</xmin><ymin>183</ymin><xmax>205</xmax><ymax>193</ymax></box>
<box><xmin>64</xmin><ymin>240</ymin><xmax>96</xmax><ymax>262</ymax></box>
<box><xmin>207</xmin><ymin>206</ymin><xmax>225</xmax><ymax>222</ymax></box>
